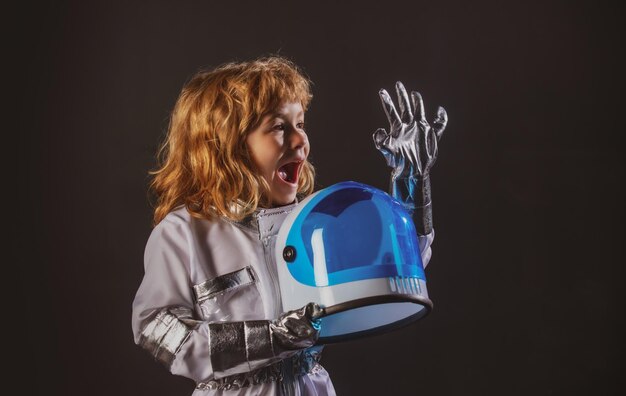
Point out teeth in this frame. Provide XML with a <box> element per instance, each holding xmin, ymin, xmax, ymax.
<box><xmin>278</xmin><ymin>170</ymin><xmax>288</xmax><ymax>181</ymax></box>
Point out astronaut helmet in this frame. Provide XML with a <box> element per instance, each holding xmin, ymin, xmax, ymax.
<box><xmin>275</xmin><ymin>181</ymin><xmax>432</xmax><ymax>344</ymax></box>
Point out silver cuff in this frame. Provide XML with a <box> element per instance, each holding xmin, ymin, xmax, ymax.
<box><xmin>208</xmin><ymin>320</ymin><xmax>275</xmax><ymax>377</ymax></box>
<box><xmin>138</xmin><ymin>307</ymin><xmax>196</xmax><ymax>368</ymax></box>
<box><xmin>245</xmin><ymin>320</ymin><xmax>275</xmax><ymax>362</ymax></box>
<box><xmin>209</xmin><ymin>322</ymin><xmax>248</xmax><ymax>376</ymax></box>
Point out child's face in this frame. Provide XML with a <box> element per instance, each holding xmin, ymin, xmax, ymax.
<box><xmin>246</xmin><ymin>101</ymin><xmax>309</xmax><ymax>207</ymax></box>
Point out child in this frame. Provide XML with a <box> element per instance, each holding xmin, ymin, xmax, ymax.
<box><xmin>132</xmin><ymin>56</ymin><xmax>444</xmax><ymax>395</ymax></box>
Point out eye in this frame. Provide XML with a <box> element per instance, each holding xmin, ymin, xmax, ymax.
<box><xmin>296</xmin><ymin>122</ymin><xmax>306</xmax><ymax>131</ymax></box>
<box><xmin>272</xmin><ymin>123</ymin><xmax>286</xmax><ymax>132</ymax></box>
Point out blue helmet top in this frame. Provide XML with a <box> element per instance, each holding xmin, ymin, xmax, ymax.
<box><xmin>282</xmin><ymin>181</ymin><xmax>425</xmax><ymax>287</ymax></box>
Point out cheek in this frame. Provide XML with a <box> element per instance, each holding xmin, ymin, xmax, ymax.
<box><xmin>246</xmin><ymin>134</ymin><xmax>285</xmax><ymax>177</ymax></box>
<box><xmin>253</xmin><ymin>147</ymin><xmax>280</xmax><ymax>175</ymax></box>
<box><xmin>301</xmin><ymin>139</ymin><xmax>311</xmax><ymax>159</ymax></box>
<box><xmin>264</xmin><ymin>137</ymin><xmax>284</xmax><ymax>161</ymax></box>
<box><xmin>247</xmin><ymin>138</ymin><xmax>269</xmax><ymax>165</ymax></box>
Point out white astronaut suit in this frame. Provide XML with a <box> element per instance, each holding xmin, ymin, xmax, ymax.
<box><xmin>132</xmin><ymin>200</ymin><xmax>434</xmax><ymax>394</ymax></box>
<box><xmin>131</xmin><ymin>81</ymin><xmax>446</xmax><ymax>395</ymax></box>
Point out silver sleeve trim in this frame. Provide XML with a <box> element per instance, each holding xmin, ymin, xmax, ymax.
<box><xmin>208</xmin><ymin>320</ymin><xmax>277</xmax><ymax>377</ymax></box>
<box><xmin>138</xmin><ymin>307</ymin><xmax>197</xmax><ymax>368</ymax></box>
<box><xmin>208</xmin><ymin>322</ymin><xmax>249</xmax><ymax>375</ymax></box>
<box><xmin>193</xmin><ymin>267</ymin><xmax>256</xmax><ymax>303</ymax></box>
<box><xmin>244</xmin><ymin>320</ymin><xmax>274</xmax><ymax>362</ymax></box>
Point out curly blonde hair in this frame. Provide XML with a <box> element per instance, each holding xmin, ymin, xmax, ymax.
<box><xmin>149</xmin><ymin>56</ymin><xmax>315</xmax><ymax>225</ymax></box>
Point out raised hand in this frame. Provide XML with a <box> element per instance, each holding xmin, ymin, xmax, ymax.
<box><xmin>373</xmin><ymin>81</ymin><xmax>447</xmax><ymax>180</ymax></box>
<box><xmin>372</xmin><ymin>81</ymin><xmax>448</xmax><ymax>235</ymax></box>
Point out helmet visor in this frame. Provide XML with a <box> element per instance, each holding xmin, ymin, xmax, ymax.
<box><xmin>284</xmin><ymin>183</ymin><xmax>425</xmax><ymax>287</ymax></box>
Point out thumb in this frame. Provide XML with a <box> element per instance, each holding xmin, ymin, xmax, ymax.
<box><xmin>372</xmin><ymin>128</ymin><xmax>389</xmax><ymax>149</ymax></box>
<box><xmin>305</xmin><ymin>302</ymin><xmax>324</xmax><ymax>321</ymax></box>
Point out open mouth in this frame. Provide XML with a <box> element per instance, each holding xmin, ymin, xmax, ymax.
<box><xmin>277</xmin><ymin>161</ymin><xmax>302</xmax><ymax>184</ymax></box>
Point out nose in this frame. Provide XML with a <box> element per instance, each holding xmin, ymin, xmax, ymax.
<box><xmin>288</xmin><ymin>127</ymin><xmax>309</xmax><ymax>151</ymax></box>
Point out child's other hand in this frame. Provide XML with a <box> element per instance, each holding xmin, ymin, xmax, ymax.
<box><xmin>372</xmin><ymin>81</ymin><xmax>448</xmax><ymax>181</ymax></box>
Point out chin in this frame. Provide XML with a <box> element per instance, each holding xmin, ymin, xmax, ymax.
<box><xmin>270</xmin><ymin>194</ymin><xmax>297</xmax><ymax>207</ymax></box>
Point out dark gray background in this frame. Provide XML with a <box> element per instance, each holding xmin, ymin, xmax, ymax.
<box><xmin>21</xmin><ymin>0</ymin><xmax>624</xmax><ymax>395</ymax></box>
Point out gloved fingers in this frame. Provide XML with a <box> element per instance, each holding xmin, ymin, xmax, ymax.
<box><xmin>379</xmin><ymin>88</ymin><xmax>402</xmax><ymax>132</ymax></box>
<box><xmin>395</xmin><ymin>81</ymin><xmax>413</xmax><ymax>124</ymax></box>
<box><xmin>431</xmin><ymin>135</ymin><xmax>439</xmax><ymax>163</ymax></box>
<box><xmin>272</xmin><ymin>324</ymin><xmax>317</xmax><ymax>349</ymax></box>
<box><xmin>305</xmin><ymin>303</ymin><xmax>323</xmax><ymax>333</ymax></box>
<box><xmin>305</xmin><ymin>302</ymin><xmax>324</xmax><ymax>320</ymax></box>
<box><xmin>272</xmin><ymin>303</ymin><xmax>322</xmax><ymax>349</ymax></box>
<box><xmin>426</xmin><ymin>106</ymin><xmax>447</xmax><ymax>164</ymax></box>
<box><xmin>372</xmin><ymin>128</ymin><xmax>389</xmax><ymax>149</ymax></box>
<box><xmin>283</xmin><ymin>316</ymin><xmax>317</xmax><ymax>338</ymax></box>
<box><xmin>417</xmin><ymin>116</ymin><xmax>430</xmax><ymax>171</ymax></box>
<box><xmin>433</xmin><ymin>106</ymin><xmax>448</xmax><ymax>140</ymax></box>
<box><xmin>373</xmin><ymin>128</ymin><xmax>395</xmax><ymax>167</ymax></box>
<box><xmin>424</xmin><ymin>122</ymin><xmax>437</xmax><ymax>161</ymax></box>
<box><xmin>411</xmin><ymin>91</ymin><xmax>427</xmax><ymax>123</ymax></box>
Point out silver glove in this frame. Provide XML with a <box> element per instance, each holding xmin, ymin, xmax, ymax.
<box><xmin>373</xmin><ymin>81</ymin><xmax>448</xmax><ymax>235</ymax></box>
<box><xmin>207</xmin><ymin>302</ymin><xmax>322</xmax><ymax>377</ymax></box>
<box><xmin>271</xmin><ymin>302</ymin><xmax>322</xmax><ymax>350</ymax></box>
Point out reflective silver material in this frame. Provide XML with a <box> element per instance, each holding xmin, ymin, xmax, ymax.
<box><xmin>207</xmin><ymin>303</ymin><xmax>321</xmax><ymax>378</ymax></box>
<box><xmin>244</xmin><ymin>320</ymin><xmax>274</xmax><ymax>362</ymax></box>
<box><xmin>208</xmin><ymin>321</ymin><xmax>249</xmax><ymax>376</ymax></box>
<box><xmin>196</xmin><ymin>347</ymin><xmax>323</xmax><ymax>391</ymax></box>
<box><xmin>270</xmin><ymin>303</ymin><xmax>322</xmax><ymax>350</ymax></box>
<box><xmin>393</xmin><ymin>175</ymin><xmax>433</xmax><ymax>236</ymax></box>
<box><xmin>373</xmin><ymin>81</ymin><xmax>448</xmax><ymax>235</ymax></box>
<box><xmin>193</xmin><ymin>267</ymin><xmax>256</xmax><ymax>303</ymax></box>
<box><xmin>138</xmin><ymin>306</ymin><xmax>198</xmax><ymax>368</ymax></box>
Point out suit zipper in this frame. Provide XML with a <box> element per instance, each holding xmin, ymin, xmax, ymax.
<box><xmin>262</xmin><ymin>234</ymin><xmax>282</xmax><ymax>318</ymax></box>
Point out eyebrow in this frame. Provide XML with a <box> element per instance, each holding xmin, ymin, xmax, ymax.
<box><xmin>269</xmin><ymin>110</ymin><xmax>304</xmax><ymax>119</ymax></box>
